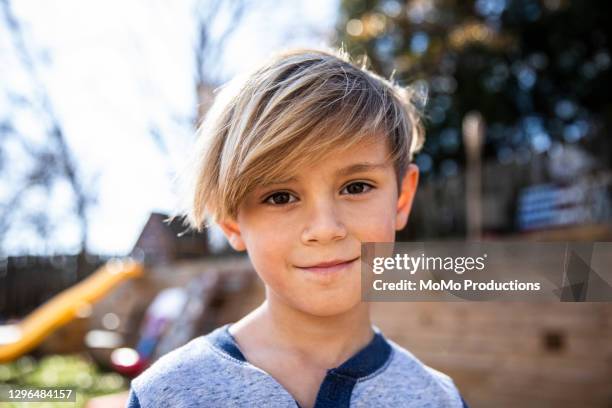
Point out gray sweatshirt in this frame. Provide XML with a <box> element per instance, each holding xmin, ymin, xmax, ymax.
<box><xmin>126</xmin><ymin>324</ymin><xmax>468</xmax><ymax>407</ymax></box>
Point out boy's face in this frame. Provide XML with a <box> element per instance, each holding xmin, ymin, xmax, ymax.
<box><xmin>219</xmin><ymin>136</ymin><xmax>419</xmax><ymax>317</ymax></box>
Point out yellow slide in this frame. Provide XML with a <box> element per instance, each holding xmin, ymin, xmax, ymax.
<box><xmin>0</xmin><ymin>259</ymin><xmax>144</xmax><ymax>363</ymax></box>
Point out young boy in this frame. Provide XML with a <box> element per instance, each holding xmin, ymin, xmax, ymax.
<box><xmin>126</xmin><ymin>48</ymin><xmax>468</xmax><ymax>408</ymax></box>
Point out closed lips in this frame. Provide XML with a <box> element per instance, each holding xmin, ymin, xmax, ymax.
<box><xmin>297</xmin><ymin>257</ymin><xmax>359</xmax><ymax>268</ymax></box>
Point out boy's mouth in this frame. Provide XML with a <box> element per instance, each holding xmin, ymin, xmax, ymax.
<box><xmin>295</xmin><ymin>257</ymin><xmax>360</xmax><ymax>273</ymax></box>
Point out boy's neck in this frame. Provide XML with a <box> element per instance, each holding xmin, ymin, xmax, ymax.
<box><xmin>230</xmin><ymin>294</ymin><xmax>374</xmax><ymax>369</ymax></box>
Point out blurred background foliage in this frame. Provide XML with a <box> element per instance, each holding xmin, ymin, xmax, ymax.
<box><xmin>338</xmin><ymin>0</ymin><xmax>610</xmax><ymax>179</ymax></box>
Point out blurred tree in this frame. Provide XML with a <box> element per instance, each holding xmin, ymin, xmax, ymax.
<box><xmin>0</xmin><ymin>0</ymin><xmax>250</xmax><ymax>255</ymax></box>
<box><xmin>0</xmin><ymin>0</ymin><xmax>93</xmax><ymax>256</ymax></box>
<box><xmin>337</xmin><ymin>0</ymin><xmax>611</xmax><ymax>180</ymax></box>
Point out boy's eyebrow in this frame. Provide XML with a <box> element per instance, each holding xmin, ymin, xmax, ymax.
<box><xmin>335</xmin><ymin>162</ymin><xmax>388</xmax><ymax>177</ymax></box>
<box><xmin>260</xmin><ymin>162</ymin><xmax>388</xmax><ymax>187</ymax></box>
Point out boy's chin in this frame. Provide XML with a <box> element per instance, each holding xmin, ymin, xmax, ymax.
<box><xmin>291</xmin><ymin>293</ymin><xmax>365</xmax><ymax>318</ymax></box>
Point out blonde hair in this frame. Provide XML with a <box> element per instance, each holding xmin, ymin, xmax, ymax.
<box><xmin>183</xmin><ymin>48</ymin><xmax>425</xmax><ymax>231</ymax></box>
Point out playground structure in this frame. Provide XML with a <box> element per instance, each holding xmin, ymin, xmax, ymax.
<box><xmin>0</xmin><ymin>259</ymin><xmax>144</xmax><ymax>363</ymax></box>
<box><xmin>90</xmin><ymin>256</ymin><xmax>257</xmax><ymax>375</ymax></box>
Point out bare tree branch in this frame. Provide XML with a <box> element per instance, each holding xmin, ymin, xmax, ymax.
<box><xmin>0</xmin><ymin>0</ymin><xmax>91</xmax><ymax>253</ymax></box>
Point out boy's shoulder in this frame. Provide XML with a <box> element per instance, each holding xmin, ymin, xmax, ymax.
<box><xmin>129</xmin><ymin>332</ymin><xmax>220</xmax><ymax>398</ymax></box>
<box><xmin>127</xmin><ymin>325</ymin><xmax>298</xmax><ymax>408</ymax></box>
<box><xmin>351</xmin><ymin>336</ymin><xmax>466</xmax><ymax>408</ymax></box>
<box><xmin>387</xmin><ymin>338</ymin><xmax>457</xmax><ymax>387</ymax></box>
<box><xmin>127</xmin><ymin>328</ymin><xmax>238</xmax><ymax>407</ymax></box>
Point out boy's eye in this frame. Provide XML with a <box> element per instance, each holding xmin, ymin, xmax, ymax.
<box><xmin>341</xmin><ymin>182</ymin><xmax>373</xmax><ymax>195</ymax></box>
<box><xmin>263</xmin><ymin>182</ymin><xmax>373</xmax><ymax>206</ymax></box>
<box><xmin>264</xmin><ymin>192</ymin><xmax>297</xmax><ymax>205</ymax></box>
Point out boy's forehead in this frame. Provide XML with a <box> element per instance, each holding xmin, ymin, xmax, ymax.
<box><xmin>261</xmin><ymin>136</ymin><xmax>393</xmax><ymax>187</ymax></box>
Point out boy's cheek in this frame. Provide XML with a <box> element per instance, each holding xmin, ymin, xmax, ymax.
<box><xmin>358</xmin><ymin>205</ymin><xmax>397</xmax><ymax>241</ymax></box>
<box><xmin>244</xmin><ymin>235</ymin><xmax>287</xmax><ymax>272</ymax></box>
<box><xmin>248</xmin><ymin>253</ymin><xmax>293</xmax><ymax>297</ymax></box>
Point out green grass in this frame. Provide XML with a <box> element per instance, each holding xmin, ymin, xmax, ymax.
<box><xmin>0</xmin><ymin>354</ymin><xmax>127</xmax><ymax>408</ymax></box>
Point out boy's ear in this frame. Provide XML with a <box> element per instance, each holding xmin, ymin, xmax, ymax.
<box><xmin>217</xmin><ymin>219</ymin><xmax>247</xmax><ymax>252</ymax></box>
<box><xmin>395</xmin><ymin>163</ymin><xmax>419</xmax><ymax>231</ymax></box>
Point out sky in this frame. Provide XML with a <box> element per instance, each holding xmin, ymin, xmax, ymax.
<box><xmin>1</xmin><ymin>0</ymin><xmax>339</xmax><ymax>255</ymax></box>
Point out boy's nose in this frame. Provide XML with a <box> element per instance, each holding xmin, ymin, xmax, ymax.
<box><xmin>301</xmin><ymin>199</ymin><xmax>347</xmax><ymax>245</ymax></box>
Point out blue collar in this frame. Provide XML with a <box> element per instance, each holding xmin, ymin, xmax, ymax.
<box><xmin>207</xmin><ymin>323</ymin><xmax>392</xmax><ymax>408</ymax></box>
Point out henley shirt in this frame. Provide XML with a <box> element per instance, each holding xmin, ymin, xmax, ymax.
<box><xmin>126</xmin><ymin>324</ymin><xmax>469</xmax><ymax>407</ymax></box>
